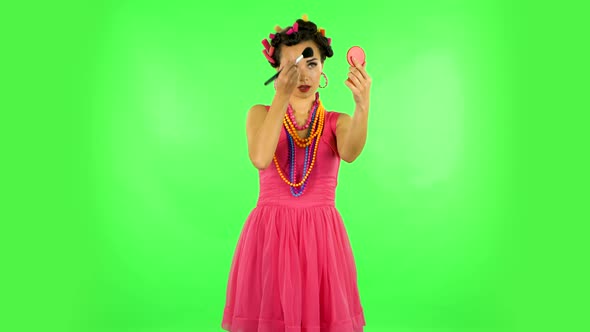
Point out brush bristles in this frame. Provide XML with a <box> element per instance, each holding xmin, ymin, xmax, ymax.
<box><xmin>302</xmin><ymin>47</ymin><xmax>314</xmax><ymax>58</ymax></box>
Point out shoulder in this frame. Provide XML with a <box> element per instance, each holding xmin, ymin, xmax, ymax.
<box><xmin>246</xmin><ymin>104</ymin><xmax>268</xmax><ymax>130</ymax></box>
<box><xmin>249</xmin><ymin>104</ymin><xmax>268</xmax><ymax>113</ymax></box>
<box><xmin>321</xmin><ymin>111</ymin><xmax>348</xmax><ymax>136</ymax></box>
<box><xmin>332</xmin><ymin>111</ymin><xmax>351</xmax><ymax>139</ymax></box>
<box><xmin>333</xmin><ymin>111</ymin><xmax>350</xmax><ymax>121</ymax></box>
<box><xmin>247</xmin><ymin>104</ymin><xmax>268</xmax><ymax>120</ymax></box>
<box><xmin>326</xmin><ymin>111</ymin><xmax>350</xmax><ymax>121</ymax></box>
<box><xmin>334</xmin><ymin>111</ymin><xmax>351</xmax><ymax>129</ymax></box>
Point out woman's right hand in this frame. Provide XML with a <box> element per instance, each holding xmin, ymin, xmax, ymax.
<box><xmin>274</xmin><ymin>59</ymin><xmax>300</xmax><ymax>98</ymax></box>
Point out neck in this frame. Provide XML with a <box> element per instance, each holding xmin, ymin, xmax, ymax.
<box><xmin>289</xmin><ymin>93</ymin><xmax>317</xmax><ymax>115</ymax></box>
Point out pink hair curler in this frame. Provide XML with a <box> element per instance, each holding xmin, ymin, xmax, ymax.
<box><xmin>262</xmin><ymin>49</ymin><xmax>276</xmax><ymax>64</ymax></box>
<box><xmin>262</xmin><ymin>39</ymin><xmax>270</xmax><ymax>50</ymax></box>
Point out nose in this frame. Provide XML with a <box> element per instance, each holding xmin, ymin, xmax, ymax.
<box><xmin>297</xmin><ymin>66</ymin><xmax>309</xmax><ymax>81</ymax></box>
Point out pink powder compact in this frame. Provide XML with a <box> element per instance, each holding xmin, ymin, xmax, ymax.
<box><xmin>347</xmin><ymin>46</ymin><xmax>366</xmax><ymax>66</ymax></box>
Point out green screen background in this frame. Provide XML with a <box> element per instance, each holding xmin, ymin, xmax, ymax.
<box><xmin>2</xmin><ymin>1</ymin><xmax>588</xmax><ymax>332</ymax></box>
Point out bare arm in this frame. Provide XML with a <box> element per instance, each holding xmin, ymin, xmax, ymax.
<box><xmin>336</xmin><ymin>107</ymin><xmax>369</xmax><ymax>163</ymax></box>
<box><xmin>339</xmin><ymin>57</ymin><xmax>372</xmax><ymax>163</ymax></box>
<box><xmin>247</xmin><ymin>60</ymin><xmax>300</xmax><ymax>170</ymax></box>
<box><xmin>246</xmin><ymin>95</ymin><xmax>290</xmax><ymax>170</ymax></box>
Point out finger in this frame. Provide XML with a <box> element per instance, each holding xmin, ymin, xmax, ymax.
<box><xmin>285</xmin><ymin>57</ymin><xmax>297</xmax><ymax>67</ymax></box>
<box><xmin>280</xmin><ymin>60</ymin><xmax>294</xmax><ymax>72</ymax></box>
<box><xmin>351</xmin><ymin>57</ymin><xmax>369</xmax><ymax>77</ymax></box>
<box><xmin>348</xmin><ymin>71</ymin><xmax>362</xmax><ymax>87</ymax></box>
<box><xmin>350</xmin><ymin>61</ymin><xmax>368</xmax><ymax>80</ymax></box>
<box><xmin>345</xmin><ymin>77</ymin><xmax>360</xmax><ymax>91</ymax></box>
<box><xmin>345</xmin><ymin>78</ymin><xmax>360</xmax><ymax>94</ymax></box>
<box><xmin>286</xmin><ymin>64</ymin><xmax>299</xmax><ymax>76</ymax></box>
<box><xmin>357</xmin><ymin>66</ymin><xmax>369</xmax><ymax>81</ymax></box>
<box><xmin>352</xmin><ymin>57</ymin><xmax>364</xmax><ymax>72</ymax></box>
<box><xmin>289</xmin><ymin>68</ymin><xmax>300</xmax><ymax>81</ymax></box>
<box><xmin>348</xmin><ymin>64</ymin><xmax>361</xmax><ymax>76</ymax></box>
<box><xmin>349</xmin><ymin>68</ymin><xmax>366</xmax><ymax>83</ymax></box>
<box><xmin>279</xmin><ymin>67</ymin><xmax>291</xmax><ymax>79</ymax></box>
<box><xmin>352</xmin><ymin>56</ymin><xmax>366</xmax><ymax>69</ymax></box>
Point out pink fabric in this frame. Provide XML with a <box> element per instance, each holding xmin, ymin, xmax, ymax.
<box><xmin>221</xmin><ymin>108</ymin><xmax>366</xmax><ymax>332</ymax></box>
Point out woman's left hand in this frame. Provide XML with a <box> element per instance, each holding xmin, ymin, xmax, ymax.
<box><xmin>345</xmin><ymin>57</ymin><xmax>371</xmax><ymax>111</ymax></box>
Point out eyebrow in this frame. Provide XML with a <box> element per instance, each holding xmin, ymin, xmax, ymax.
<box><xmin>306</xmin><ymin>58</ymin><xmax>319</xmax><ymax>63</ymax></box>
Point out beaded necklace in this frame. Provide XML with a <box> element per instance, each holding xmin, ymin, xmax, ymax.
<box><xmin>273</xmin><ymin>92</ymin><xmax>326</xmax><ymax>197</ymax></box>
<box><xmin>287</xmin><ymin>102</ymin><xmax>315</xmax><ymax>130</ymax></box>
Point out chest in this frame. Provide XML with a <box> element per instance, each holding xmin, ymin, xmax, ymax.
<box><xmin>279</xmin><ymin>111</ymin><xmax>332</xmax><ymax>141</ymax></box>
<box><xmin>292</xmin><ymin>114</ymin><xmax>313</xmax><ymax>139</ymax></box>
<box><xmin>277</xmin><ymin>111</ymin><xmax>340</xmax><ymax>158</ymax></box>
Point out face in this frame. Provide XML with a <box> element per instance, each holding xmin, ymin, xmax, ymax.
<box><xmin>278</xmin><ymin>40</ymin><xmax>323</xmax><ymax>97</ymax></box>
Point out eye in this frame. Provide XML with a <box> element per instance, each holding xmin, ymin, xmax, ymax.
<box><xmin>308</xmin><ymin>62</ymin><xmax>317</xmax><ymax>68</ymax></box>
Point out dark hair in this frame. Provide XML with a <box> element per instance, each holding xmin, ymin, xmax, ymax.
<box><xmin>268</xmin><ymin>19</ymin><xmax>334</xmax><ymax>68</ymax></box>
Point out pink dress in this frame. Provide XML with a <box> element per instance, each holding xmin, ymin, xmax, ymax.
<box><xmin>221</xmin><ymin>107</ymin><xmax>366</xmax><ymax>332</ymax></box>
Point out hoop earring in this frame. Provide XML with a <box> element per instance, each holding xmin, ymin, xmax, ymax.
<box><xmin>319</xmin><ymin>72</ymin><xmax>328</xmax><ymax>88</ymax></box>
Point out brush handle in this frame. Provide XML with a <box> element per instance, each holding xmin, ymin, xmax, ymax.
<box><xmin>264</xmin><ymin>71</ymin><xmax>281</xmax><ymax>86</ymax></box>
<box><xmin>263</xmin><ymin>54</ymin><xmax>304</xmax><ymax>86</ymax></box>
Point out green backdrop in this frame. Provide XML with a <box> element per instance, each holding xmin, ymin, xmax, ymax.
<box><xmin>2</xmin><ymin>1</ymin><xmax>588</xmax><ymax>332</ymax></box>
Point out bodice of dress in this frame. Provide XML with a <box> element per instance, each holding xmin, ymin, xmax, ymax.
<box><xmin>256</xmin><ymin>109</ymin><xmax>342</xmax><ymax>208</ymax></box>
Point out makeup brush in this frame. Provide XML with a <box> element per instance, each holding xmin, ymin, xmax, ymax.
<box><xmin>264</xmin><ymin>47</ymin><xmax>314</xmax><ymax>86</ymax></box>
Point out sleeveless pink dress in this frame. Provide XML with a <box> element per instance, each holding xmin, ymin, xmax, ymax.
<box><xmin>221</xmin><ymin>107</ymin><xmax>366</xmax><ymax>332</ymax></box>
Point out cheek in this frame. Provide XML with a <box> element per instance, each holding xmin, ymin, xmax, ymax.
<box><xmin>312</xmin><ymin>69</ymin><xmax>322</xmax><ymax>81</ymax></box>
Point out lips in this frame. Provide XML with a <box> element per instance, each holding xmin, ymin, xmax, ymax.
<box><xmin>298</xmin><ymin>85</ymin><xmax>311</xmax><ymax>92</ymax></box>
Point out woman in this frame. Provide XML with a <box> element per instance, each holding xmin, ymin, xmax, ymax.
<box><xmin>222</xmin><ymin>16</ymin><xmax>370</xmax><ymax>332</ymax></box>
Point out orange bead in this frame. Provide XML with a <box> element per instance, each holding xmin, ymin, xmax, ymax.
<box><xmin>273</xmin><ymin>103</ymin><xmax>326</xmax><ymax>188</ymax></box>
<box><xmin>283</xmin><ymin>105</ymin><xmax>324</xmax><ymax>148</ymax></box>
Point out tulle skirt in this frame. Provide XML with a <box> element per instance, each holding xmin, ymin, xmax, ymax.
<box><xmin>221</xmin><ymin>204</ymin><xmax>365</xmax><ymax>332</ymax></box>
